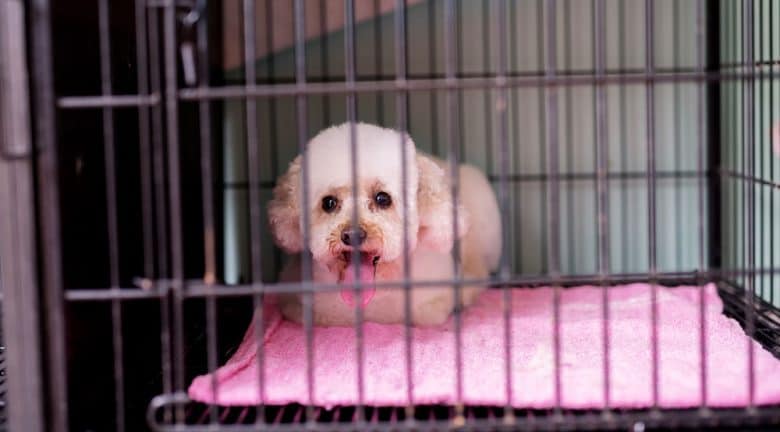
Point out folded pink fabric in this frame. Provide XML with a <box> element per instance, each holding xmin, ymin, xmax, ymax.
<box><xmin>189</xmin><ymin>283</ymin><xmax>780</xmax><ymax>409</ymax></box>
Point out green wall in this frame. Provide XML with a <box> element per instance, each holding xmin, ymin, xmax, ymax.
<box><xmin>719</xmin><ymin>0</ymin><xmax>780</xmax><ymax>306</ymax></box>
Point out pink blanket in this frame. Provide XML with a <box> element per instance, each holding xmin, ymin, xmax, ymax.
<box><xmin>189</xmin><ymin>283</ymin><xmax>780</xmax><ymax>409</ymax></box>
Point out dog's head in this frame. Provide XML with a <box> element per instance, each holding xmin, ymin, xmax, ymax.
<box><xmin>268</xmin><ymin>123</ymin><xmax>468</xmax><ymax>291</ymax></box>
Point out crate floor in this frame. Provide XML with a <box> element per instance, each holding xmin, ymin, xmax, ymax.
<box><xmin>188</xmin><ymin>283</ymin><xmax>780</xmax><ymax>409</ymax></box>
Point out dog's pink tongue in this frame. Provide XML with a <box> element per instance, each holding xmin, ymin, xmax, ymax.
<box><xmin>340</xmin><ymin>263</ymin><xmax>376</xmax><ymax>307</ymax></box>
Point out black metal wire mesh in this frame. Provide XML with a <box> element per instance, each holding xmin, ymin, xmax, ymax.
<box><xmin>7</xmin><ymin>0</ymin><xmax>780</xmax><ymax>431</ymax></box>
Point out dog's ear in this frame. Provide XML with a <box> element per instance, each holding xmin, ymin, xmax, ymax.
<box><xmin>268</xmin><ymin>156</ymin><xmax>303</xmax><ymax>253</ymax></box>
<box><xmin>415</xmin><ymin>153</ymin><xmax>469</xmax><ymax>253</ymax></box>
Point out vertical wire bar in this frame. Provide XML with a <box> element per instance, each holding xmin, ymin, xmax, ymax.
<box><xmin>765</xmin><ymin>1</ymin><xmax>774</xmax><ymax>303</ymax></box>
<box><xmin>495</xmin><ymin>0</ymin><xmax>513</xmax><ymax>420</ymax></box>
<box><xmin>344</xmin><ymin>0</ymin><xmax>366</xmax><ymax>423</ymax></box>
<box><xmin>545</xmin><ymin>0</ymin><xmax>563</xmax><ymax>413</ymax></box>
<box><xmin>724</xmin><ymin>2</ymin><xmax>737</xmax><ymax>290</ymax></box>
<box><xmin>196</xmin><ymin>0</ymin><xmax>219</xmax><ymax>423</ymax></box>
<box><xmin>757</xmin><ymin>0</ymin><xmax>764</xmax><ymax>302</ymax></box>
<box><xmin>443</xmin><ymin>0</ymin><xmax>465</xmax><ymax>421</ymax></box>
<box><xmin>673</xmin><ymin>0</ymin><xmax>683</xmax><ymax>270</ymax></box>
<box><xmin>482</xmin><ymin>0</ymin><xmax>493</xmax><ymax>177</ymax></box>
<box><xmin>738</xmin><ymin>0</ymin><xmax>744</xmax><ymax>291</ymax></box>
<box><xmin>742</xmin><ymin>0</ymin><xmax>756</xmax><ymax>410</ymax></box>
<box><xmin>593</xmin><ymin>0</ymin><xmax>611</xmax><ymax>412</ymax></box>
<box><xmin>537</xmin><ymin>0</ymin><xmax>548</xmax><ymax>273</ymax></box>
<box><xmin>730</xmin><ymin>0</ymin><xmax>738</xmax><ymax>298</ymax></box>
<box><xmin>770</xmin><ymin>0</ymin><xmax>776</xmax><ymax>307</ymax></box>
<box><xmin>149</xmin><ymin>10</ymin><xmax>173</xmax><ymax>425</ymax></box>
<box><xmin>734</xmin><ymin>2</ymin><xmax>748</xmax><ymax>294</ymax></box>
<box><xmin>373</xmin><ymin>0</ymin><xmax>384</xmax><ymax>123</ymax></box>
<box><xmin>564</xmin><ymin>0</ymin><xmax>575</xmax><ymax>274</ymax></box>
<box><xmin>393</xmin><ymin>0</ymin><xmax>414</xmax><ymax>420</ymax></box>
<box><xmin>293</xmin><ymin>0</ymin><xmax>315</xmax><ymax>422</ymax></box>
<box><xmin>30</xmin><ymin>0</ymin><xmax>69</xmax><ymax>429</ymax></box>
<box><xmin>163</xmin><ymin>0</ymin><xmax>186</xmax><ymax>422</ymax></box>
<box><xmin>199</xmin><ymin>1</ymin><xmax>217</xmax><ymax>287</ymax></box>
<box><xmin>455</xmin><ymin>1</ymin><xmax>466</xmax><ymax>162</ymax></box>
<box><xmin>149</xmin><ymin>8</ymin><xmax>169</xmax><ymax>279</ymax></box>
<box><xmin>134</xmin><ymin>0</ymin><xmax>154</xmax><ymax>279</ymax></box>
<box><xmin>97</xmin><ymin>1</ymin><xmax>125</xmax><ymax>429</ymax></box>
<box><xmin>696</xmin><ymin>0</ymin><xmax>709</xmax><ymax>410</ymax></box>
<box><xmin>243</xmin><ymin>0</ymin><xmax>266</xmax><ymax>425</ymax></box>
<box><xmin>618</xmin><ymin>0</ymin><xmax>629</xmax><ymax>273</ymax></box>
<box><xmin>589</xmin><ymin>0</ymin><xmax>600</xmax><ymax>274</ymax></box>
<box><xmin>316</xmin><ymin>0</ymin><xmax>329</xmax><ymax>110</ymax></box>
<box><xmin>509</xmin><ymin>0</ymin><xmax>522</xmax><ymax>274</ymax></box>
<box><xmin>644</xmin><ymin>0</ymin><xmax>660</xmax><ymax>410</ymax></box>
<box><xmin>146</xmin><ymin>6</ymin><xmax>172</xmax><ymax>423</ymax></box>
<box><xmin>427</xmin><ymin>0</ymin><xmax>439</xmax><ymax>155</ymax></box>
<box><xmin>266</xmin><ymin>0</ymin><xmax>282</xmax><ymax>270</ymax></box>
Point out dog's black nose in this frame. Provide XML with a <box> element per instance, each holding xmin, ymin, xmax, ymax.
<box><xmin>341</xmin><ymin>228</ymin><xmax>367</xmax><ymax>246</ymax></box>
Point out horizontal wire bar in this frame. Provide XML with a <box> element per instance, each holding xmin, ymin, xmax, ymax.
<box><xmin>220</xmin><ymin>170</ymin><xmax>709</xmax><ymax>190</ymax></box>
<box><xmin>219</xmin><ymin>64</ymin><xmax>774</xmax><ymax>86</ymax></box>
<box><xmin>496</xmin><ymin>171</ymin><xmax>708</xmax><ymax>183</ymax></box>
<box><xmin>66</xmin><ymin>288</ymin><xmax>166</xmax><ymax>301</ymax></box>
<box><xmin>57</xmin><ymin>94</ymin><xmax>160</xmax><ymax>109</ymax></box>
<box><xmin>146</xmin><ymin>0</ymin><xmax>195</xmax><ymax>8</ymax></box>
<box><xmin>146</xmin><ymin>391</ymin><xmax>780</xmax><ymax>432</ymax></box>
<box><xmin>65</xmin><ymin>269</ymin><xmax>780</xmax><ymax>302</ymax></box>
<box><xmin>719</xmin><ymin>280</ymin><xmax>780</xmax><ymax>323</ymax></box>
<box><xmin>720</xmin><ymin>169</ymin><xmax>780</xmax><ymax>190</ymax></box>
<box><xmin>176</xmin><ymin>70</ymin><xmax>780</xmax><ymax>101</ymax></box>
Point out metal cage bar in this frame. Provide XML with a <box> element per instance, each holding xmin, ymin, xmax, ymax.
<box><xmin>742</xmin><ymin>0</ymin><xmax>757</xmax><ymax>409</ymax></box>
<box><xmin>593</xmin><ymin>0</ymin><xmax>611</xmax><ymax>413</ymax></box>
<box><xmin>162</xmin><ymin>0</ymin><xmax>187</xmax><ymax>424</ymax></box>
<box><xmin>644</xmin><ymin>0</ymin><xmax>660</xmax><ymax>410</ymax></box>
<box><xmin>0</xmin><ymin>2</ymin><xmax>45</xmax><ymax>431</ymax></box>
<box><xmin>494</xmin><ymin>0</ymin><xmax>513</xmax><ymax>422</ymax></box>
<box><xmin>392</xmin><ymin>0</ymin><xmax>414</xmax><ymax>419</ymax></box>
<box><xmin>696</xmin><ymin>0</ymin><xmax>710</xmax><ymax>410</ymax></box>
<box><xmin>96</xmin><ymin>0</ymin><xmax>127</xmax><ymax>429</ymax></box>
<box><xmin>343</xmin><ymin>0</ymin><xmax>367</xmax><ymax>423</ymax></box>
<box><xmin>544</xmin><ymin>0</ymin><xmax>562</xmax><ymax>414</ymax></box>
<box><xmin>443</xmin><ymin>0</ymin><xmax>465</xmax><ymax>421</ymax></box>
<box><xmin>28</xmin><ymin>0</ymin><xmax>69</xmax><ymax>430</ymax></box>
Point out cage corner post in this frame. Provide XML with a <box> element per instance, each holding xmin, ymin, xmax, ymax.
<box><xmin>0</xmin><ymin>0</ymin><xmax>48</xmax><ymax>431</ymax></box>
<box><xmin>30</xmin><ymin>0</ymin><xmax>70</xmax><ymax>430</ymax></box>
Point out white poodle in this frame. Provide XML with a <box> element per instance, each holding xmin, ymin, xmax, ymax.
<box><xmin>267</xmin><ymin>122</ymin><xmax>501</xmax><ymax>326</ymax></box>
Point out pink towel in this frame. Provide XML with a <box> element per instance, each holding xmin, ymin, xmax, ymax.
<box><xmin>189</xmin><ymin>283</ymin><xmax>780</xmax><ymax>409</ymax></box>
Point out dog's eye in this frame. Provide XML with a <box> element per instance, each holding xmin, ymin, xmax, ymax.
<box><xmin>374</xmin><ymin>191</ymin><xmax>392</xmax><ymax>209</ymax></box>
<box><xmin>321</xmin><ymin>195</ymin><xmax>339</xmax><ymax>213</ymax></box>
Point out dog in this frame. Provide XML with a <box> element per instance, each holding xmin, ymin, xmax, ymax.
<box><xmin>267</xmin><ymin>122</ymin><xmax>501</xmax><ymax>326</ymax></box>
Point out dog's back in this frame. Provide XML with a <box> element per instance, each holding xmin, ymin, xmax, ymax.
<box><xmin>457</xmin><ymin>163</ymin><xmax>502</xmax><ymax>274</ymax></box>
<box><xmin>427</xmin><ymin>156</ymin><xmax>502</xmax><ymax>276</ymax></box>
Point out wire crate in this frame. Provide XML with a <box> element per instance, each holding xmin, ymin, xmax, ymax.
<box><xmin>0</xmin><ymin>0</ymin><xmax>779</xmax><ymax>431</ymax></box>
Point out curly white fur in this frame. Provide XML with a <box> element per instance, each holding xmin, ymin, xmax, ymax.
<box><xmin>268</xmin><ymin>122</ymin><xmax>501</xmax><ymax>326</ymax></box>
